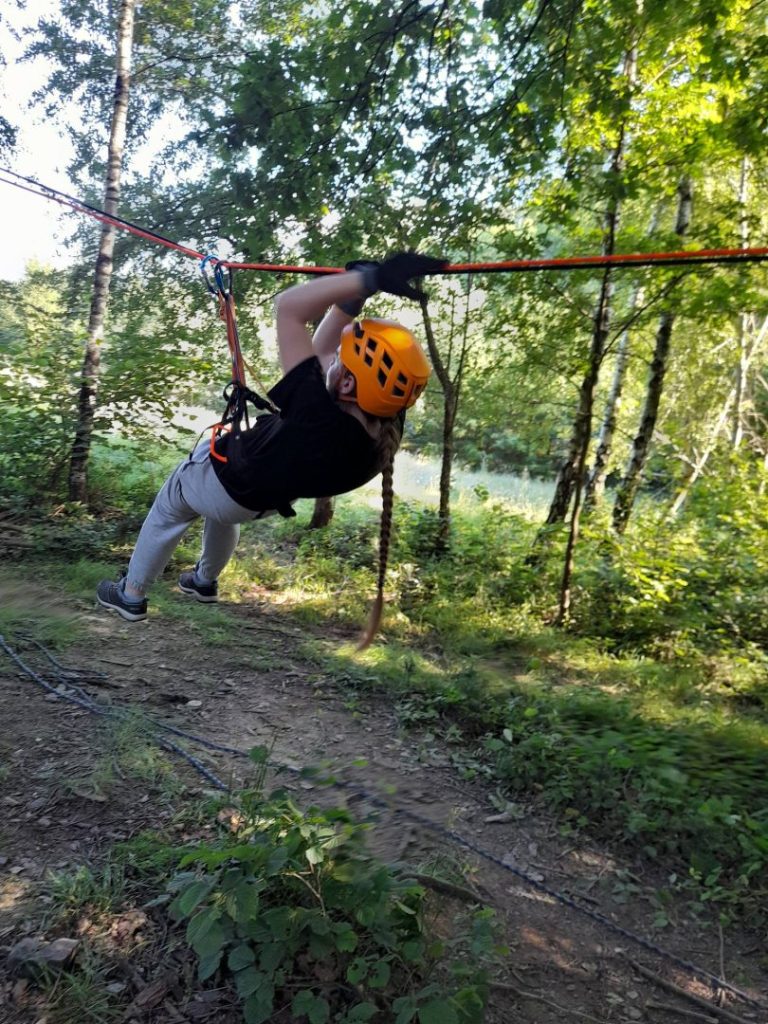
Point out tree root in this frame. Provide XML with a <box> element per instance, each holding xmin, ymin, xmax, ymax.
<box><xmin>629</xmin><ymin>960</ymin><xmax>757</xmax><ymax>1024</ymax></box>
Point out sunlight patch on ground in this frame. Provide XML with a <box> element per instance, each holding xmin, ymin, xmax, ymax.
<box><xmin>0</xmin><ymin>877</ymin><xmax>32</xmax><ymax>913</ymax></box>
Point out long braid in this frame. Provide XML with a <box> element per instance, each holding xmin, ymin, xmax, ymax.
<box><xmin>357</xmin><ymin>417</ymin><xmax>401</xmax><ymax>650</ymax></box>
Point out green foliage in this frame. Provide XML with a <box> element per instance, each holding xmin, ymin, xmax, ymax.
<box><xmin>168</xmin><ymin>764</ymin><xmax>492</xmax><ymax>1023</ymax></box>
<box><xmin>0</xmin><ymin>267</ymin><xmax>85</xmax><ymax>499</ymax></box>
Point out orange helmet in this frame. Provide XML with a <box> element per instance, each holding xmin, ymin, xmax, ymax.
<box><xmin>339</xmin><ymin>318</ymin><xmax>431</xmax><ymax>418</ymax></box>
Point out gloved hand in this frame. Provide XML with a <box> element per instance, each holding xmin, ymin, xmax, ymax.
<box><xmin>346</xmin><ymin>252</ymin><xmax>447</xmax><ymax>302</ymax></box>
<box><xmin>337</xmin><ymin>260</ymin><xmax>381</xmax><ymax>316</ymax></box>
<box><xmin>371</xmin><ymin>251</ymin><xmax>447</xmax><ymax>301</ymax></box>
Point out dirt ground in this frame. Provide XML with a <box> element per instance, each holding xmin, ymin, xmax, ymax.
<box><xmin>1</xmin><ymin>580</ymin><xmax>766</xmax><ymax>1023</ymax></box>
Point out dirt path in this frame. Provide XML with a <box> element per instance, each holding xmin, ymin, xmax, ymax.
<box><xmin>1</xmin><ymin>584</ymin><xmax>766</xmax><ymax>1023</ymax></box>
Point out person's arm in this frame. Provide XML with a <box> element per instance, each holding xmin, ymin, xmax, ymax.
<box><xmin>311</xmin><ymin>305</ymin><xmax>354</xmax><ymax>374</ymax></box>
<box><xmin>273</xmin><ymin>252</ymin><xmax>447</xmax><ymax>376</ymax></box>
<box><xmin>273</xmin><ymin>271</ymin><xmax>369</xmax><ymax>375</ymax></box>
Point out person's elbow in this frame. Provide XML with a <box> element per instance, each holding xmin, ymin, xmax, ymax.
<box><xmin>273</xmin><ymin>289</ymin><xmax>290</xmax><ymax>318</ymax></box>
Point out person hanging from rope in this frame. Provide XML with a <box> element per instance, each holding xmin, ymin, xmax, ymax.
<box><xmin>96</xmin><ymin>251</ymin><xmax>445</xmax><ymax>647</ymax></box>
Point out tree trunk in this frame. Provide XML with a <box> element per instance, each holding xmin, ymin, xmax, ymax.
<box><xmin>612</xmin><ymin>176</ymin><xmax>692</xmax><ymax>533</ymax></box>
<box><xmin>437</xmin><ymin>383</ymin><xmax>457</xmax><ymax>552</ymax></box>
<box><xmin>555</xmin><ymin>264</ymin><xmax>614</xmax><ymax>622</ymax></box>
<box><xmin>731</xmin><ymin>156</ymin><xmax>750</xmax><ymax>450</ymax></box>
<box><xmin>544</xmin><ymin>43</ymin><xmax>639</xmax><ymax>530</ymax></box>
<box><xmin>669</xmin><ymin>313</ymin><xmax>768</xmax><ymax>516</ymax></box>
<box><xmin>68</xmin><ymin>0</ymin><xmax>135</xmax><ymax>503</ymax></box>
<box><xmin>583</xmin><ymin>285</ymin><xmax>642</xmax><ymax>509</ymax></box>
<box><xmin>553</xmin><ymin>39</ymin><xmax>641</xmax><ymax>621</ymax></box>
<box><xmin>309</xmin><ymin>496</ymin><xmax>335</xmax><ymax>529</ymax></box>
<box><xmin>667</xmin><ymin>388</ymin><xmax>736</xmax><ymax>518</ymax></box>
<box><xmin>585</xmin><ymin>206</ymin><xmax>662</xmax><ymax>508</ymax></box>
<box><xmin>419</xmin><ymin>295</ymin><xmax>459</xmax><ymax>554</ymax></box>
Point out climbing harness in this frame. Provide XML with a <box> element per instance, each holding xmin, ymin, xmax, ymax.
<box><xmin>196</xmin><ymin>256</ymin><xmax>299</xmax><ymax>518</ymax></box>
<box><xmin>198</xmin><ymin>254</ymin><xmax>277</xmax><ymax>464</ymax></box>
<box><xmin>1</xmin><ymin>632</ymin><xmax>766</xmax><ymax>1016</ymax></box>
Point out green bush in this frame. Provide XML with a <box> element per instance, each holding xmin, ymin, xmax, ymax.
<box><xmin>486</xmin><ymin>692</ymin><xmax>768</xmax><ymax>922</ymax></box>
<box><xmin>168</xmin><ymin>753</ymin><xmax>495</xmax><ymax>1024</ymax></box>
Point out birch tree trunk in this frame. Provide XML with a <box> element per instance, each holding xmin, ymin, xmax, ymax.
<box><xmin>731</xmin><ymin>156</ymin><xmax>750</xmax><ymax>450</ymax></box>
<box><xmin>583</xmin><ymin>284</ymin><xmax>643</xmax><ymax>509</ymax></box>
<box><xmin>544</xmin><ymin>261</ymin><xmax>616</xmax><ymax>526</ymax></box>
<box><xmin>667</xmin><ymin>389</ymin><xmax>736</xmax><ymax>518</ymax></box>
<box><xmin>585</xmin><ymin>207</ymin><xmax>662</xmax><ymax>508</ymax></box>
<box><xmin>551</xmin><ymin>40</ymin><xmax>641</xmax><ymax>622</ymax></box>
<box><xmin>544</xmin><ymin>43</ymin><xmax>638</xmax><ymax>530</ymax></box>
<box><xmin>669</xmin><ymin>314</ymin><xmax>768</xmax><ymax>516</ymax></box>
<box><xmin>68</xmin><ymin>0</ymin><xmax>135</xmax><ymax>503</ymax></box>
<box><xmin>612</xmin><ymin>176</ymin><xmax>692</xmax><ymax>533</ymax></box>
<box><xmin>419</xmin><ymin>296</ymin><xmax>458</xmax><ymax>554</ymax></box>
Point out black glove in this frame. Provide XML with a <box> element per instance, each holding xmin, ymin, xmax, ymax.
<box><xmin>337</xmin><ymin>259</ymin><xmax>380</xmax><ymax>316</ymax></box>
<box><xmin>371</xmin><ymin>251</ymin><xmax>448</xmax><ymax>301</ymax></box>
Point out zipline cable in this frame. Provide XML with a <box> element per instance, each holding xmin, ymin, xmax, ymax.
<box><xmin>3</xmin><ymin>166</ymin><xmax>768</xmax><ymax>276</ymax></box>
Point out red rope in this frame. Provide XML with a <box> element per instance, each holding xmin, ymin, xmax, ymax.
<box><xmin>3</xmin><ymin>167</ymin><xmax>767</xmax><ymax>276</ymax></box>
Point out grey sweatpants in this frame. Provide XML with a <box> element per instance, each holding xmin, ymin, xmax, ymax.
<box><xmin>126</xmin><ymin>443</ymin><xmax>271</xmax><ymax>595</ymax></box>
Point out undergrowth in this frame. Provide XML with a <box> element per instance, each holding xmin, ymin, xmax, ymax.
<box><xmin>4</xmin><ymin>445</ymin><xmax>768</xmax><ymax>924</ymax></box>
<box><xmin>41</xmin><ymin>755</ymin><xmax>498</xmax><ymax>1024</ymax></box>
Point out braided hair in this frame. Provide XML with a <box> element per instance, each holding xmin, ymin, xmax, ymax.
<box><xmin>357</xmin><ymin>416</ymin><xmax>402</xmax><ymax>650</ymax></box>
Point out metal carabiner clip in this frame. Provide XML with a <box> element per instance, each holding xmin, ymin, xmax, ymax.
<box><xmin>213</xmin><ymin>260</ymin><xmax>233</xmax><ymax>298</ymax></box>
<box><xmin>200</xmin><ymin>252</ymin><xmax>220</xmax><ymax>295</ymax></box>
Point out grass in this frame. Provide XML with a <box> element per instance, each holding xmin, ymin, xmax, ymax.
<box><xmin>4</xmin><ymin>442</ymin><xmax>768</xmax><ymax>925</ymax></box>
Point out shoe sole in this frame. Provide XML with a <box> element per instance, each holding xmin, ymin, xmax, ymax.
<box><xmin>96</xmin><ymin>595</ymin><xmax>147</xmax><ymax>622</ymax></box>
<box><xmin>178</xmin><ymin>583</ymin><xmax>218</xmax><ymax>603</ymax></box>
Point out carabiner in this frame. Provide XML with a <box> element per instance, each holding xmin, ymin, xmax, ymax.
<box><xmin>200</xmin><ymin>253</ymin><xmax>220</xmax><ymax>295</ymax></box>
<box><xmin>214</xmin><ymin>260</ymin><xmax>233</xmax><ymax>297</ymax></box>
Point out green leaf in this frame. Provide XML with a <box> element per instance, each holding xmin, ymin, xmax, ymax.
<box><xmin>228</xmin><ymin>943</ymin><xmax>256</xmax><ymax>971</ymax></box>
<box><xmin>263</xmin><ymin>906</ymin><xmax>290</xmax><ymax>939</ymax></box>
<box><xmin>334</xmin><ymin>925</ymin><xmax>358</xmax><ymax>952</ymax></box>
<box><xmin>188</xmin><ymin>915</ymin><xmax>226</xmax><ymax>960</ymax></box>
<box><xmin>244</xmin><ymin>986</ymin><xmax>275</xmax><ymax>1024</ymax></box>
<box><xmin>309</xmin><ymin>997</ymin><xmax>330</xmax><ymax>1024</ymax></box>
<box><xmin>346</xmin><ymin>957</ymin><xmax>369</xmax><ymax>984</ymax></box>
<box><xmin>292</xmin><ymin>989</ymin><xmax>316</xmax><ymax>1016</ymax></box>
<box><xmin>401</xmin><ymin>940</ymin><xmax>424</xmax><ymax>963</ymax></box>
<box><xmin>197</xmin><ymin>949</ymin><xmax>222</xmax><ymax>982</ymax></box>
<box><xmin>305</xmin><ymin>845</ymin><xmax>324</xmax><ymax>866</ymax></box>
<box><xmin>186</xmin><ymin>907</ymin><xmax>219</xmax><ymax>948</ymax></box>
<box><xmin>229</xmin><ymin>880</ymin><xmax>261</xmax><ymax>922</ymax></box>
<box><xmin>344</xmin><ymin>1004</ymin><xmax>378</xmax><ymax>1022</ymax></box>
<box><xmin>418</xmin><ymin>1000</ymin><xmax>459</xmax><ymax>1024</ymax></box>
<box><xmin>235</xmin><ymin>966</ymin><xmax>266</xmax><ymax>999</ymax></box>
<box><xmin>368</xmin><ymin>959</ymin><xmax>390</xmax><ymax>989</ymax></box>
<box><xmin>393</xmin><ymin>996</ymin><xmax>417</xmax><ymax>1024</ymax></box>
<box><xmin>259</xmin><ymin>941</ymin><xmax>286</xmax><ymax>973</ymax></box>
<box><xmin>266</xmin><ymin>846</ymin><xmax>289</xmax><ymax>875</ymax></box>
<box><xmin>174</xmin><ymin>878</ymin><xmax>213</xmax><ymax>918</ymax></box>
<box><xmin>308</xmin><ymin>914</ymin><xmax>330</xmax><ymax>935</ymax></box>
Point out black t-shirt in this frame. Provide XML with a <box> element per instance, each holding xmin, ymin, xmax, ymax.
<box><xmin>211</xmin><ymin>356</ymin><xmax>397</xmax><ymax>512</ymax></box>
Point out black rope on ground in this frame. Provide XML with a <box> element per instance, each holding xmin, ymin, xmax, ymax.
<box><xmin>1</xmin><ymin>633</ymin><xmax>765</xmax><ymax>1013</ymax></box>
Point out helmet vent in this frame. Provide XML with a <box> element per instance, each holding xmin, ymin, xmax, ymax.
<box><xmin>354</xmin><ymin>342</ymin><xmax>361</xmax><ymax>355</ymax></box>
<box><xmin>366</xmin><ymin>338</ymin><xmax>378</xmax><ymax>351</ymax></box>
<box><xmin>354</xmin><ymin>323</ymin><xmax>365</xmax><ymax>338</ymax></box>
<box><xmin>363</xmin><ymin>352</ymin><xmax>374</xmax><ymax>366</ymax></box>
<box><xmin>377</xmin><ymin>368</ymin><xmax>387</xmax><ymax>386</ymax></box>
<box><xmin>393</xmin><ymin>385</ymin><xmax>405</xmax><ymax>397</ymax></box>
<box><xmin>382</xmin><ymin>352</ymin><xmax>393</xmax><ymax>369</ymax></box>
<box><xmin>397</xmin><ymin>372</ymin><xmax>408</xmax><ymax>385</ymax></box>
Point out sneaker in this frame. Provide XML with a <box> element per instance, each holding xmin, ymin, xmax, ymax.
<box><xmin>178</xmin><ymin>569</ymin><xmax>218</xmax><ymax>603</ymax></box>
<box><xmin>96</xmin><ymin>578</ymin><xmax>148</xmax><ymax>622</ymax></box>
